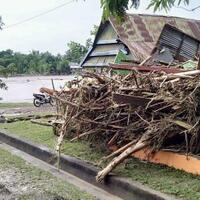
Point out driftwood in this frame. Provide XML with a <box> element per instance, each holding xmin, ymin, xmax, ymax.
<box><xmin>40</xmin><ymin>87</ymin><xmax>56</xmax><ymax>95</ymax></box>
<box><xmin>70</xmin><ymin>129</ymin><xmax>98</xmax><ymax>142</ymax></box>
<box><xmin>156</xmin><ymin>70</ymin><xmax>200</xmax><ymax>81</ymax></box>
<box><xmin>6</xmin><ymin>114</ymin><xmax>55</xmax><ymax>123</ymax></box>
<box><xmin>30</xmin><ymin>119</ymin><xmax>53</xmax><ymax>127</ymax></box>
<box><xmin>96</xmin><ymin>139</ymin><xmax>146</xmax><ymax>182</ymax></box>
<box><xmin>101</xmin><ymin>140</ymin><xmax>137</xmax><ymax>163</ymax></box>
<box><xmin>53</xmin><ymin>69</ymin><xmax>200</xmax><ymax>181</ymax></box>
<box><xmin>139</xmin><ymin>55</ymin><xmax>152</xmax><ymax>66</ymax></box>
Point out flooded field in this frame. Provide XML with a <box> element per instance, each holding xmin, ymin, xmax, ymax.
<box><xmin>0</xmin><ymin>75</ymin><xmax>74</xmax><ymax>103</ymax></box>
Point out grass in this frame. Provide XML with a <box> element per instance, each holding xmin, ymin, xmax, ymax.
<box><xmin>0</xmin><ymin>148</ymin><xmax>96</xmax><ymax>200</ymax></box>
<box><xmin>0</xmin><ymin>121</ymin><xmax>200</xmax><ymax>199</ymax></box>
<box><xmin>116</xmin><ymin>159</ymin><xmax>200</xmax><ymax>200</ymax></box>
<box><xmin>0</xmin><ymin>102</ymin><xmax>32</xmax><ymax>108</ymax></box>
<box><xmin>0</xmin><ymin>121</ymin><xmax>103</xmax><ymax>164</ymax></box>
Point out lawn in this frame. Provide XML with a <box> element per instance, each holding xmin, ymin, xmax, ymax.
<box><xmin>0</xmin><ymin>121</ymin><xmax>103</xmax><ymax>164</ymax></box>
<box><xmin>0</xmin><ymin>121</ymin><xmax>200</xmax><ymax>200</ymax></box>
<box><xmin>0</xmin><ymin>147</ymin><xmax>96</xmax><ymax>200</ymax></box>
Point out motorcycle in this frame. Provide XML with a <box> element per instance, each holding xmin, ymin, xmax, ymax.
<box><xmin>33</xmin><ymin>93</ymin><xmax>55</xmax><ymax>107</ymax></box>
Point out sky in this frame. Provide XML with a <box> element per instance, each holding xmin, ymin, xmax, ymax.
<box><xmin>0</xmin><ymin>0</ymin><xmax>199</xmax><ymax>55</ymax></box>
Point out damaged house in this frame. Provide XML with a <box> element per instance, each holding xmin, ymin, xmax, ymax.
<box><xmin>80</xmin><ymin>14</ymin><xmax>200</xmax><ymax>71</ymax></box>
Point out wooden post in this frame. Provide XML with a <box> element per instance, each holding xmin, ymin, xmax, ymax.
<box><xmin>51</xmin><ymin>79</ymin><xmax>59</xmax><ymax>117</ymax></box>
<box><xmin>198</xmin><ymin>57</ymin><xmax>200</xmax><ymax>70</ymax></box>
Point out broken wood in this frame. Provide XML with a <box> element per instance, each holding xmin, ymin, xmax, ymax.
<box><xmin>96</xmin><ymin>139</ymin><xmax>146</xmax><ymax>182</ymax></box>
<box><xmin>53</xmin><ymin>69</ymin><xmax>200</xmax><ymax>182</ymax></box>
<box><xmin>101</xmin><ymin>140</ymin><xmax>137</xmax><ymax>162</ymax></box>
<box><xmin>156</xmin><ymin>70</ymin><xmax>200</xmax><ymax>81</ymax></box>
<box><xmin>30</xmin><ymin>119</ymin><xmax>53</xmax><ymax>127</ymax></box>
<box><xmin>70</xmin><ymin>129</ymin><xmax>98</xmax><ymax>142</ymax></box>
<box><xmin>6</xmin><ymin>114</ymin><xmax>55</xmax><ymax>123</ymax></box>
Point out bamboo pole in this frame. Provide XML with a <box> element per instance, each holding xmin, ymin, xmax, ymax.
<box><xmin>197</xmin><ymin>58</ymin><xmax>200</xmax><ymax>70</ymax></box>
<box><xmin>96</xmin><ymin>139</ymin><xmax>146</xmax><ymax>182</ymax></box>
<box><xmin>101</xmin><ymin>140</ymin><xmax>137</xmax><ymax>163</ymax></box>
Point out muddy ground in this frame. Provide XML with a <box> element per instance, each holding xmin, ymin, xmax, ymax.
<box><xmin>0</xmin><ymin>104</ymin><xmax>55</xmax><ymax>117</ymax></box>
<box><xmin>0</xmin><ymin>147</ymin><xmax>96</xmax><ymax>200</ymax></box>
<box><xmin>0</xmin><ymin>168</ymin><xmax>61</xmax><ymax>200</ymax></box>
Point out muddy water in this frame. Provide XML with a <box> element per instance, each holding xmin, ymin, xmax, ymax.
<box><xmin>0</xmin><ymin>75</ymin><xmax>74</xmax><ymax>103</ymax></box>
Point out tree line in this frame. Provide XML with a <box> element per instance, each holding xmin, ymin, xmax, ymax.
<box><xmin>0</xmin><ymin>40</ymin><xmax>92</xmax><ymax>76</ymax></box>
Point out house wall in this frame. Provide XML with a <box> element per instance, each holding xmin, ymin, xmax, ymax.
<box><xmin>81</xmin><ymin>22</ymin><xmax>130</xmax><ymax>68</ymax></box>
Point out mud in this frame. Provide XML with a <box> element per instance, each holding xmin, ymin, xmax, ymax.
<box><xmin>0</xmin><ymin>168</ymin><xmax>68</xmax><ymax>200</ymax></box>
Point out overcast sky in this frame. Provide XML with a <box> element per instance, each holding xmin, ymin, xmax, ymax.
<box><xmin>0</xmin><ymin>0</ymin><xmax>199</xmax><ymax>55</ymax></box>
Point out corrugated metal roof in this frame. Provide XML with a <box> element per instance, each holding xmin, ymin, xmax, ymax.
<box><xmin>91</xmin><ymin>44</ymin><xmax>124</xmax><ymax>56</ymax></box>
<box><xmin>157</xmin><ymin>24</ymin><xmax>200</xmax><ymax>61</ymax></box>
<box><xmin>83</xmin><ymin>56</ymin><xmax>116</xmax><ymax>67</ymax></box>
<box><xmin>110</xmin><ymin>14</ymin><xmax>200</xmax><ymax>61</ymax></box>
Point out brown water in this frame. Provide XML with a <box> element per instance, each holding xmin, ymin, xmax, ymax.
<box><xmin>0</xmin><ymin>75</ymin><xmax>74</xmax><ymax>103</ymax></box>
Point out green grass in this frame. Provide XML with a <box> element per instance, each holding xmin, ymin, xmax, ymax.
<box><xmin>0</xmin><ymin>102</ymin><xmax>32</xmax><ymax>108</ymax></box>
<box><xmin>116</xmin><ymin>159</ymin><xmax>200</xmax><ymax>200</ymax></box>
<box><xmin>0</xmin><ymin>121</ymin><xmax>200</xmax><ymax>199</ymax></box>
<box><xmin>0</xmin><ymin>148</ymin><xmax>96</xmax><ymax>200</ymax></box>
<box><xmin>0</xmin><ymin>121</ymin><xmax>103</xmax><ymax>164</ymax></box>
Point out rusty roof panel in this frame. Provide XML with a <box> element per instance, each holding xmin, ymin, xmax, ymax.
<box><xmin>110</xmin><ymin>14</ymin><xmax>200</xmax><ymax>61</ymax></box>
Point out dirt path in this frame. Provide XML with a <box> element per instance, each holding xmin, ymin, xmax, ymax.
<box><xmin>0</xmin><ymin>143</ymin><xmax>122</xmax><ymax>200</ymax></box>
<box><xmin>0</xmin><ymin>104</ymin><xmax>55</xmax><ymax>117</ymax></box>
<box><xmin>0</xmin><ymin>144</ymin><xmax>97</xmax><ymax>200</ymax></box>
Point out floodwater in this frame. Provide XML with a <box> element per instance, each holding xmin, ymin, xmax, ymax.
<box><xmin>0</xmin><ymin>75</ymin><xmax>74</xmax><ymax>103</ymax></box>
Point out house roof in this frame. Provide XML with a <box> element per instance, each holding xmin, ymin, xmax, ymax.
<box><xmin>81</xmin><ymin>14</ymin><xmax>200</xmax><ymax>67</ymax></box>
<box><xmin>110</xmin><ymin>14</ymin><xmax>200</xmax><ymax>61</ymax></box>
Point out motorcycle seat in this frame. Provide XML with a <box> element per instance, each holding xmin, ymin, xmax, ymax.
<box><xmin>33</xmin><ymin>93</ymin><xmax>45</xmax><ymax>98</ymax></box>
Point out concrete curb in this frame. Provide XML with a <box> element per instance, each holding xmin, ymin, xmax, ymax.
<box><xmin>0</xmin><ymin>131</ymin><xmax>173</xmax><ymax>200</ymax></box>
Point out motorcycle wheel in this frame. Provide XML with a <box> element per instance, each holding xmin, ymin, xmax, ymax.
<box><xmin>33</xmin><ymin>98</ymin><xmax>41</xmax><ymax>107</ymax></box>
<box><xmin>49</xmin><ymin>97</ymin><xmax>56</xmax><ymax>106</ymax></box>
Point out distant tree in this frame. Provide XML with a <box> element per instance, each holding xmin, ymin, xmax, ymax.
<box><xmin>90</xmin><ymin>25</ymin><xmax>99</xmax><ymax>36</ymax></box>
<box><xmin>65</xmin><ymin>41</ymin><xmax>88</xmax><ymax>64</ymax></box>
<box><xmin>0</xmin><ymin>49</ymin><xmax>72</xmax><ymax>75</ymax></box>
<box><xmin>85</xmin><ymin>38</ymin><xmax>93</xmax><ymax>50</ymax></box>
<box><xmin>0</xmin><ymin>16</ymin><xmax>4</xmax><ymax>30</ymax></box>
<box><xmin>57</xmin><ymin>59</ymin><xmax>70</xmax><ymax>75</ymax></box>
<box><xmin>64</xmin><ymin>25</ymin><xmax>99</xmax><ymax>65</ymax></box>
<box><xmin>0</xmin><ymin>49</ymin><xmax>16</xmax><ymax>89</ymax></box>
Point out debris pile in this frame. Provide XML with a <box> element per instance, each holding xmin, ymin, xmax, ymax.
<box><xmin>52</xmin><ymin>69</ymin><xmax>200</xmax><ymax>182</ymax></box>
